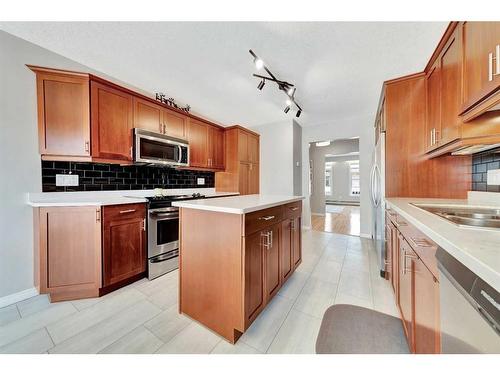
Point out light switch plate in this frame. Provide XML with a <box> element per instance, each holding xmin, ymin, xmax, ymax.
<box><xmin>56</xmin><ymin>174</ymin><xmax>79</xmax><ymax>187</ymax></box>
<box><xmin>197</xmin><ymin>177</ymin><xmax>205</xmax><ymax>185</ymax></box>
<box><xmin>487</xmin><ymin>169</ymin><xmax>500</xmax><ymax>185</ymax></box>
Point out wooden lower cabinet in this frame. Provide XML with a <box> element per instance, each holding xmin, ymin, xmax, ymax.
<box><xmin>102</xmin><ymin>204</ymin><xmax>147</xmax><ymax>288</ymax></box>
<box><xmin>398</xmin><ymin>235</ymin><xmax>416</xmax><ymax>352</ymax></box>
<box><xmin>244</xmin><ymin>231</ymin><xmax>265</xmax><ymax>323</ymax></box>
<box><xmin>34</xmin><ymin>206</ymin><xmax>102</xmax><ymax>302</ymax></box>
<box><xmin>179</xmin><ymin>201</ymin><xmax>302</xmax><ymax>343</ymax></box>
<box><xmin>264</xmin><ymin>224</ymin><xmax>281</xmax><ymax>300</ymax></box>
<box><xmin>414</xmin><ymin>257</ymin><xmax>440</xmax><ymax>353</ymax></box>
<box><xmin>387</xmin><ymin>209</ymin><xmax>441</xmax><ymax>354</ymax></box>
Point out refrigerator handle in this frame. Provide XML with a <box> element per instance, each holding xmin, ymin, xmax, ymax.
<box><xmin>369</xmin><ymin>164</ymin><xmax>376</xmax><ymax>206</ymax></box>
<box><xmin>374</xmin><ymin>164</ymin><xmax>381</xmax><ymax>208</ymax></box>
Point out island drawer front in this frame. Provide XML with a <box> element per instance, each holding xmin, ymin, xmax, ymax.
<box><xmin>245</xmin><ymin>206</ymin><xmax>284</xmax><ymax>236</ymax></box>
<box><xmin>284</xmin><ymin>201</ymin><xmax>302</xmax><ymax>218</ymax></box>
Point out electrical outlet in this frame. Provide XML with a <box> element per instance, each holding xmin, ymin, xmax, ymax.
<box><xmin>56</xmin><ymin>174</ymin><xmax>79</xmax><ymax>187</ymax></box>
<box><xmin>197</xmin><ymin>178</ymin><xmax>205</xmax><ymax>185</ymax></box>
<box><xmin>487</xmin><ymin>169</ymin><xmax>500</xmax><ymax>185</ymax></box>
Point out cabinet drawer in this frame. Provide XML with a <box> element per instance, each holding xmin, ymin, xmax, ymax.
<box><xmin>103</xmin><ymin>203</ymin><xmax>146</xmax><ymax>222</ymax></box>
<box><xmin>284</xmin><ymin>201</ymin><xmax>302</xmax><ymax>218</ymax></box>
<box><xmin>245</xmin><ymin>206</ymin><xmax>284</xmax><ymax>236</ymax></box>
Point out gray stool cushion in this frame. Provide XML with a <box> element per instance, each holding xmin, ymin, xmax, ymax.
<box><xmin>316</xmin><ymin>304</ymin><xmax>409</xmax><ymax>354</ymax></box>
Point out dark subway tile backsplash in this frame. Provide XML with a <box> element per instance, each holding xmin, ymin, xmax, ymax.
<box><xmin>41</xmin><ymin>161</ymin><xmax>215</xmax><ymax>192</ymax></box>
<box><xmin>471</xmin><ymin>147</ymin><xmax>500</xmax><ymax>193</ymax></box>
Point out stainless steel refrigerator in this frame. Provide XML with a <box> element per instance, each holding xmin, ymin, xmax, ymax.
<box><xmin>370</xmin><ymin>132</ymin><xmax>385</xmax><ymax>277</ymax></box>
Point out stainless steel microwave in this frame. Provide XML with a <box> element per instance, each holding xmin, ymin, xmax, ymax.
<box><xmin>134</xmin><ymin>128</ymin><xmax>189</xmax><ymax>167</ymax></box>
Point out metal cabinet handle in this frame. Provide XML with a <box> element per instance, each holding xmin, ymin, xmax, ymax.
<box><xmin>96</xmin><ymin>208</ymin><xmax>101</xmax><ymax>222</ymax></box>
<box><xmin>159</xmin><ymin>123</ymin><xmax>163</xmax><ymax>133</ymax></box>
<box><xmin>141</xmin><ymin>218</ymin><xmax>146</xmax><ymax>231</ymax></box>
<box><xmin>489</xmin><ymin>51</ymin><xmax>494</xmax><ymax>82</ymax></box>
<box><xmin>119</xmin><ymin>209</ymin><xmax>136</xmax><ymax>214</ymax></box>
<box><xmin>261</xmin><ymin>230</ymin><xmax>271</xmax><ymax>250</ymax></box>
<box><xmin>259</xmin><ymin>215</ymin><xmax>275</xmax><ymax>221</ymax></box>
<box><xmin>290</xmin><ymin>207</ymin><xmax>299</xmax><ymax>211</ymax></box>
<box><xmin>85</xmin><ymin>141</ymin><xmax>90</xmax><ymax>153</ymax></box>
<box><xmin>163</xmin><ymin>124</ymin><xmax>167</xmax><ymax>134</ymax></box>
<box><xmin>408</xmin><ymin>236</ymin><xmax>433</xmax><ymax>249</ymax></box>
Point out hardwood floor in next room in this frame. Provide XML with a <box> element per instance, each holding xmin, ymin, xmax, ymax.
<box><xmin>0</xmin><ymin>230</ymin><xmax>397</xmax><ymax>354</ymax></box>
<box><xmin>312</xmin><ymin>205</ymin><xmax>361</xmax><ymax>236</ymax></box>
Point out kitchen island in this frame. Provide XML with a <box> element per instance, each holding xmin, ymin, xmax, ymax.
<box><xmin>173</xmin><ymin>194</ymin><xmax>304</xmax><ymax>343</ymax></box>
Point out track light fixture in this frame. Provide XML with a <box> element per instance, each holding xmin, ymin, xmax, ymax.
<box><xmin>249</xmin><ymin>49</ymin><xmax>303</xmax><ymax>117</ymax></box>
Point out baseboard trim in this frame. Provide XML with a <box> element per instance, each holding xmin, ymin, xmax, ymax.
<box><xmin>0</xmin><ymin>287</ymin><xmax>38</xmax><ymax>308</ymax></box>
<box><xmin>359</xmin><ymin>232</ymin><xmax>372</xmax><ymax>239</ymax></box>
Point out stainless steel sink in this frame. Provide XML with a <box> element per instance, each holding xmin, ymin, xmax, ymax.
<box><xmin>411</xmin><ymin>204</ymin><xmax>500</xmax><ymax>230</ymax></box>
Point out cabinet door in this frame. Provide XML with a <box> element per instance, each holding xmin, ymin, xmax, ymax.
<box><xmin>248</xmin><ymin>134</ymin><xmax>259</xmax><ymax>163</ymax></box>
<box><xmin>462</xmin><ymin>22</ymin><xmax>500</xmax><ymax>109</ymax></box>
<box><xmin>188</xmin><ymin>119</ymin><xmax>209</xmax><ymax>168</ymax></box>
<box><xmin>238</xmin><ymin>130</ymin><xmax>249</xmax><ymax>162</ymax></box>
<box><xmin>163</xmin><ymin>109</ymin><xmax>187</xmax><ymax>139</ymax></box>
<box><xmin>414</xmin><ymin>257</ymin><xmax>440</xmax><ymax>354</ymax></box>
<box><xmin>248</xmin><ymin>163</ymin><xmax>259</xmax><ymax>194</ymax></box>
<box><xmin>440</xmin><ymin>27</ymin><xmax>462</xmax><ymax>145</ymax></box>
<box><xmin>280</xmin><ymin>219</ymin><xmax>293</xmax><ymax>283</ymax></box>
<box><xmin>244</xmin><ymin>231</ymin><xmax>265</xmax><ymax>323</ymax></box>
<box><xmin>91</xmin><ymin>81</ymin><xmax>134</xmax><ymax>161</ymax></box>
<box><xmin>426</xmin><ymin>61</ymin><xmax>441</xmax><ymax>150</ymax></box>
<box><xmin>208</xmin><ymin>126</ymin><xmax>225</xmax><ymax>169</ymax></box>
<box><xmin>102</xmin><ymin>204</ymin><xmax>146</xmax><ymax>286</ymax></box>
<box><xmin>385</xmin><ymin>223</ymin><xmax>392</xmax><ymax>282</ymax></box>
<box><xmin>398</xmin><ymin>236</ymin><xmax>415</xmax><ymax>352</ymax></box>
<box><xmin>39</xmin><ymin>206</ymin><xmax>101</xmax><ymax>296</ymax></box>
<box><xmin>133</xmin><ymin>97</ymin><xmax>163</xmax><ymax>133</ymax></box>
<box><xmin>239</xmin><ymin>162</ymin><xmax>250</xmax><ymax>195</ymax></box>
<box><xmin>292</xmin><ymin>216</ymin><xmax>302</xmax><ymax>268</ymax></box>
<box><xmin>390</xmin><ymin>223</ymin><xmax>399</xmax><ymax>296</ymax></box>
<box><xmin>264</xmin><ymin>224</ymin><xmax>281</xmax><ymax>300</ymax></box>
<box><xmin>36</xmin><ymin>73</ymin><xmax>90</xmax><ymax>157</ymax></box>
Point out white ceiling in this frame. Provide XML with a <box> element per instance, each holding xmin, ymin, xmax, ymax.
<box><xmin>0</xmin><ymin>22</ymin><xmax>447</xmax><ymax>128</ymax></box>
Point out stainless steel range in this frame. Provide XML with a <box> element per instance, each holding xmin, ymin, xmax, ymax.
<box><xmin>146</xmin><ymin>193</ymin><xmax>205</xmax><ymax>280</ymax></box>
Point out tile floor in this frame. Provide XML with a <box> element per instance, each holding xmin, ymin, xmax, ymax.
<box><xmin>0</xmin><ymin>230</ymin><xmax>399</xmax><ymax>354</ymax></box>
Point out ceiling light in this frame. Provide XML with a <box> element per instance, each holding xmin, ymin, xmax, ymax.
<box><xmin>286</xmin><ymin>99</ymin><xmax>292</xmax><ymax>106</ymax></box>
<box><xmin>284</xmin><ymin>106</ymin><xmax>290</xmax><ymax>114</ymax></box>
<box><xmin>257</xmin><ymin>79</ymin><xmax>265</xmax><ymax>90</ymax></box>
<box><xmin>296</xmin><ymin>109</ymin><xmax>301</xmax><ymax>118</ymax></box>
<box><xmin>316</xmin><ymin>141</ymin><xmax>331</xmax><ymax>147</ymax></box>
<box><xmin>287</xmin><ymin>87</ymin><xmax>295</xmax><ymax>96</ymax></box>
<box><xmin>254</xmin><ymin>58</ymin><xmax>264</xmax><ymax>70</ymax></box>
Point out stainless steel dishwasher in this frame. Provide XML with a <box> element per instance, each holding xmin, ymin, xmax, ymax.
<box><xmin>436</xmin><ymin>248</ymin><xmax>500</xmax><ymax>353</ymax></box>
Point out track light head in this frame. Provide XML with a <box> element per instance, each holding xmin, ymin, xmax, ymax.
<box><xmin>254</xmin><ymin>57</ymin><xmax>264</xmax><ymax>70</ymax></box>
<box><xmin>286</xmin><ymin>99</ymin><xmax>292</xmax><ymax>106</ymax></box>
<box><xmin>296</xmin><ymin>109</ymin><xmax>302</xmax><ymax>118</ymax></box>
<box><xmin>257</xmin><ymin>79</ymin><xmax>265</xmax><ymax>90</ymax></box>
<box><xmin>287</xmin><ymin>87</ymin><xmax>295</xmax><ymax>96</ymax></box>
<box><xmin>284</xmin><ymin>105</ymin><xmax>291</xmax><ymax>114</ymax></box>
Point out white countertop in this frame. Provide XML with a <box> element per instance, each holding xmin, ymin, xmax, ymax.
<box><xmin>27</xmin><ymin>188</ymin><xmax>239</xmax><ymax>207</ymax></box>
<box><xmin>172</xmin><ymin>194</ymin><xmax>305</xmax><ymax>214</ymax></box>
<box><xmin>385</xmin><ymin>196</ymin><xmax>500</xmax><ymax>291</ymax></box>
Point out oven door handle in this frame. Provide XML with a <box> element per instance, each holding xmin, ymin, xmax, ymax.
<box><xmin>151</xmin><ymin>252</ymin><xmax>179</xmax><ymax>263</ymax></box>
<box><xmin>150</xmin><ymin>211</ymin><xmax>179</xmax><ymax>218</ymax></box>
<box><xmin>153</xmin><ymin>214</ymin><xmax>179</xmax><ymax>220</ymax></box>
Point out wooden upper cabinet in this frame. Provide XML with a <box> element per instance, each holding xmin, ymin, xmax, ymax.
<box><xmin>414</xmin><ymin>257</ymin><xmax>440</xmax><ymax>354</ymax></box>
<box><xmin>248</xmin><ymin>162</ymin><xmax>259</xmax><ymax>194</ymax></box>
<box><xmin>439</xmin><ymin>27</ymin><xmax>462</xmax><ymax>145</ymax></box>
<box><xmin>91</xmin><ymin>81</ymin><xmax>134</xmax><ymax>162</ymax></box>
<box><xmin>187</xmin><ymin>119</ymin><xmax>209</xmax><ymax>168</ymax></box>
<box><xmin>133</xmin><ymin>97</ymin><xmax>163</xmax><ymax>133</ymax></box>
<box><xmin>248</xmin><ymin>134</ymin><xmax>259</xmax><ymax>163</ymax></box>
<box><xmin>426</xmin><ymin>61</ymin><xmax>441</xmax><ymax>150</ymax></box>
<box><xmin>208</xmin><ymin>125</ymin><xmax>225</xmax><ymax>169</ymax></box>
<box><xmin>462</xmin><ymin>22</ymin><xmax>500</xmax><ymax>111</ymax></box>
<box><xmin>164</xmin><ymin>110</ymin><xmax>187</xmax><ymax>139</ymax></box>
<box><xmin>102</xmin><ymin>204</ymin><xmax>146</xmax><ymax>287</ymax></box>
<box><xmin>31</xmin><ymin>68</ymin><xmax>91</xmax><ymax>158</ymax></box>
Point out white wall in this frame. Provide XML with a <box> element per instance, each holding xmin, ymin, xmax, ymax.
<box><xmin>292</xmin><ymin>120</ymin><xmax>302</xmax><ymax>196</ymax></box>
<box><xmin>0</xmin><ymin>31</ymin><xmax>106</xmax><ymax>301</ymax></box>
<box><xmin>325</xmin><ymin>157</ymin><xmax>360</xmax><ymax>203</ymax></box>
<box><xmin>251</xmin><ymin>120</ymin><xmax>295</xmax><ymax>196</ymax></box>
<box><xmin>301</xmin><ymin>115</ymin><xmax>374</xmax><ymax>236</ymax></box>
